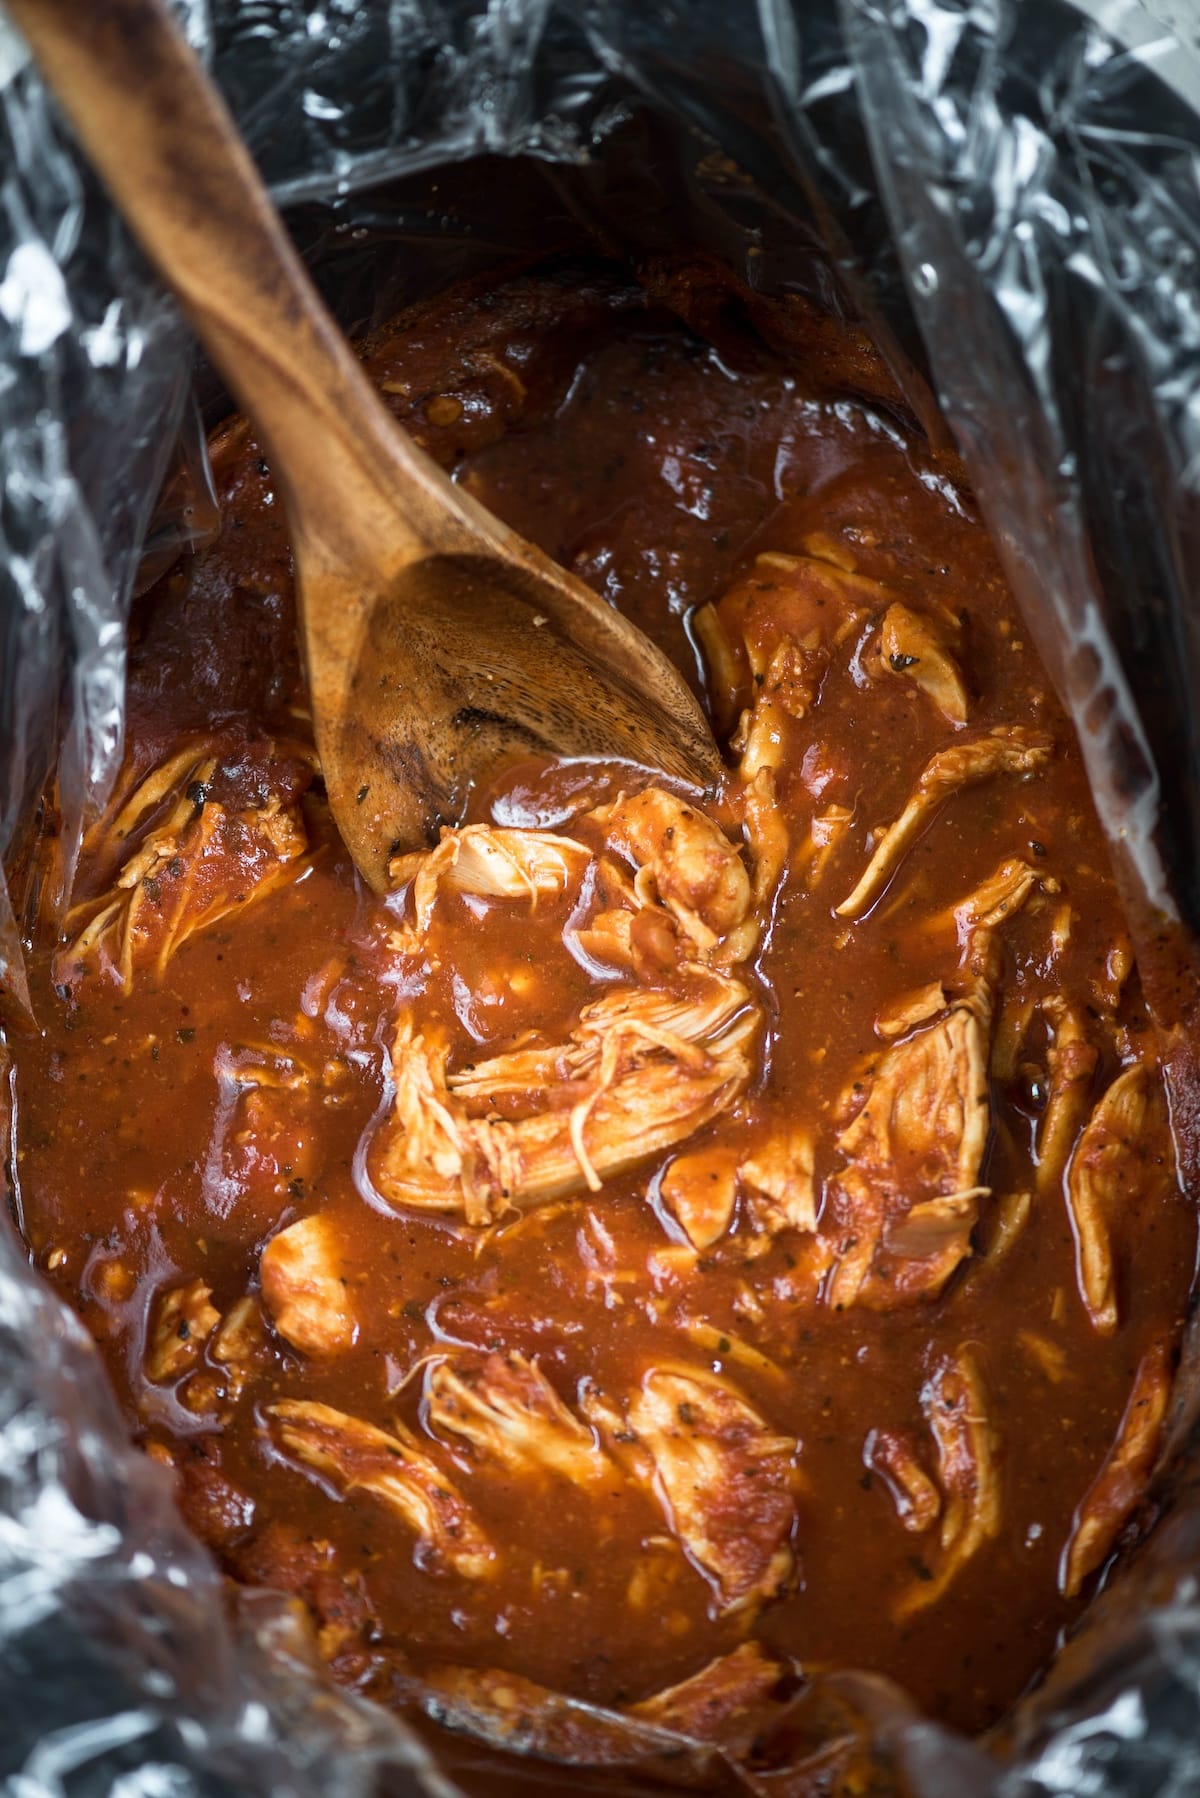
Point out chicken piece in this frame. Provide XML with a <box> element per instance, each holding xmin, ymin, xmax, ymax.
<box><xmin>145</xmin><ymin>1279</ymin><xmax>221</xmax><ymax>1384</ymax></box>
<box><xmin>63</xmin><ymin>752</ymin><xmax>308</xmax><ymax>992</ymax></box>
<box><xmin>235</xmin><ymin>1522</ymin><xmax>383</xmax><ymax>1686</ymax></box>
<box><xmin>879</xmin><ymin>601</ymin><xmax>969</xmax><ymax>725</ymax></box>
<box><xmin>726</xmin><ymin>549</ymin><xmax>882</xmax><ymax>674</ymax></box>
<box><xmin>982</xmin><ymin>1189</ymin><xmax>1033</xmax><ymax>1264</ymax></box>
<box><xmin>896</xmin><ymin>1348</ymin><xmax>1001</xmax><ymax>1617</ymax></box>
<box><xmin>312</xmin><ymin>1566</ymin><xmax>381</xmax><ymax>1676</ymax></box>
<box><xmin>375</xmin><ymin>786</ymin><xmax>765</xmax><ymax>1225</ymax></box>
<box><xmin>388</xmin><ymin>825</ymin><xmax>588</xmax><ymax>931</ymax></box>
<box><xmin>624</xmin><ymin>1539</ymin><xmax>694</xmax><ymax>1619</ymax></box>
<box><xmin>742</xmin><ymin>766</ymin><xmax>789</xmax><ymax>906</ymax></box>
<box><xmin>425</xmin><ymin>1351</ymin><xmax>610</xmax><ymax>1485</ymax></box>
<box><xmin>208</xmin><ymin>1294</ymin><xmax>269</xmax><ymax>1407</ymax></box>
<box><xmin>267</xmin><ymin>1399</ymin><xmax>494</xmax><ymax>1579</ymax></box>
<box><xmin>691</xmin><ymin>600</ymin><xmax>744</xmax><ymax>739</ymax></box>
<box><xmin>595</xmin><ymin>789</ymin><xmax>753</xmax><ymax>957</ymax></box>
<box><xmin>676</xmin><ymin>1318</ymin><xmax>790</xmax><ymax>1388</ymax></box>
<box><xmin>411</xmin><ymin>1664</ymin><xmax>721</xmax><ymax>1778</ymax></box>
<box><xmin>206</xmin><ymin>1047</ymin><xmax>326</xmax><ymax>1233</ymax></box>
<box><xmin>929</xmin><ymin>857</ymin><xmax>1039</xmax><ymax>937</ymax></box>
<box><xmin>1049</xmin><ymin>902</ymin><xmax>1073</xmax><ymax>958</ymax></box>
<box><xmin>722</xmin><ymin>551</ymin><xmax>873</xmax><ymax>794</ymax></box>
<box><xmin>583</xmin><ymin>1365</ymin><xmax>798</xmax><ymax>1617</ymax></box>
<box><xmin>572</xmin><ymin>906</ymin><xmax>637</xmax><ymax>976</ymax></box>
<box><xmin>628</xmin><ymin>1642</ymin><xmax>787</xmax><ymax>1753</ymax></box>
<box><xmin>991</xmin><ymin>989</ymin><xmax>1034</xmax><ymax>1082</ymax></box>
<box><xmin>757</xmin><ymin>630</ymin><xmax>833</xmax><ymax>725</ymax></box>
<box><xmin>732</xmin><ymin>552</ymin><xmax>856</xmax><ymax>709</ymax></box>
<box><xmin>373</xmin><ymin>1018</ymin><xmax>467</xmax><ymax>1200</ymax></box>
<box><xmin>220</xmin><ymin>1044</ymin><xmax>318</xmax><ymax>1092</ymax></box>
<box><xmin>826</xmin><ymin>991</ymin><xmax>990</xmax><ymax>1310</ymax></box>
<box><xmin>836</xmin><ymin>727</ymin><xmax>1053</xmax><ymax>919</ymax></box>
<box><xmin>1066</xmin><ymin>1061</ymin><xmax>1171</xmax><ymax>1334</ymax></box>
<box><xmin>733</xmin><ymin>693</ymin><xmax>788</xmax><ymax>785</ymax></box>
<box><xmin>1061</xmin><ymin>1342</ymin><xmax>1171</xmax><ymax>1596</ymax></box>
<box><xmin>660</xmin><ymin>1146</ymin><xmax>740</xmax><ymax>1251</ymax></box>
<box><xmin>875</xmin><ymin>983</ymin><xmax>946</xmax><ymax>1040</ymax></box>
<box><xmin>84</xmin><ymin>741</ymin><xmax>218</xmax><ymax>858</ymax></box>
<box><xmin>1036</xmin><ymin>998</ymin><xmax>1098</xmax><ymax>1199</ymax></box>
<box><xmin>740</xmin><ymin>1128</ymin><xmax>817</xmax><ymax>1235</ymax></box>
<box><xmin>1091</xmin><ymin>934</ymin><xmax>1135</xmax><ymax>1013</ymax></box>
<box><xmin>372</xmin><ymin>976</ymin><xmax>759</xmax><ymax>1224</ymax></box>
<box><xmin>864</xmin><ymin>1428</ymin><xmax>942</xmax><ymax>1533</ymax></box>
<box><xmin>802</xmin><ymin>801</ymin><xmax>856</xmax><ymax>890</ymax></box>
<box><xmin>260</xmin><ymin>1213</ymin><xmax>357</xmax><ymax>1357</ymax></box>
<box><xmin>884</xmin><ymin>1189</ymin><xmax>982</xmax><ymax>1258</ymax></box>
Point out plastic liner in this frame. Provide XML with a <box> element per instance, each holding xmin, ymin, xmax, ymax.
<box><xmin>3</xmin><ymin>0</ymin><xmax>1200</xmax><ymax>1791</ymax></box>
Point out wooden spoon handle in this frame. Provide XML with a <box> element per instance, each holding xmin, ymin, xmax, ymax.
<box><xmin>5</xmin><ymin>0</ymin><xmax>447</xmax><ymax>559</ymax></box>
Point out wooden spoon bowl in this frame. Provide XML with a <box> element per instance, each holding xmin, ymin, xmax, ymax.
<box><xmin>8</xmin><ymin>0</ymin><xmax>723</xmax><ymax>890</ymax></box>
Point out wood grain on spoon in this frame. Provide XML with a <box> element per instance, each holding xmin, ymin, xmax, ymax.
<box><xmin>8</xmin><ymin>0</ymin><xmax>723</xmax><ymax>890</ymax></box>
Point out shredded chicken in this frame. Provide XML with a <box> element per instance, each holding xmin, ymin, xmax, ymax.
<box><xmin>410</xmin><ymin>1664</ymin><xmax>721</xmax><ymax>1778</ymax></box>
<box><xmin>827</xmin><ymin>989</ymin><xmax>990</xmax><ymax>1310</ymax></box>
<box><xmin>740</xmin><ymin>1128</ymin><xmax>817</xmax><ymax>1235</ymax></box>
<box><xmin>932</xmin><ymin>857</ymin><xmax>1039</xmax><ymax>936</ymax></box>
<box><xmin>209</xmin><ymin>1294</ymin><xmax>268</xmax><ymax>1407</ymax></box>
<box><xmin>374</xmin><ymin>793</ymin><xmax>765</xmax><ymax>1222</ymax></box>
<box><xmin>864</xmin><ymin>1428</ymin><xmax>942</xmax><ymax>1533</ymax></box>
<box><xmin>260</xmin><ymin>1213</ymin><xmax>358</xmax><ymax>1357</ymax></box>
<box><xmin>836</xmin><ymin>727</ymin><xmax>1053</xmax><ymax>919</ymax></box>
<box><xmin>571</xmin><ymin>906</ymin><xmax>637</xmax><ymax>976</ymax></box>
<box><xmin>1067</xmin><ymin>1061</ymin><xmax>1171</xmax><ymax>1334</ymax></box>
<box><xmin>875</xmin><ymin>983</ymin><xmax>947</xmax><ymax>1040</ymax></box>
<box><xmin>1092</xmin><ymin>934</ymin><xmax>1134</xmax><ymax>1013</ymax></box>
<box><xmin>734</xmin><ymin>694</ymin><xmax>787</xmax><ymax>787</ymax></box>
<box><xmin>267</xmin><ymin>1399</ymin><xmax>494</xmax><ymax>1579</ymax></box>
<box><xmin>373</xmin><ymin>975</ymin><xmax>758</xmax><ymax>1224</ymax></box>
<box><xmin>1061</xmin><ymin>1342</ymin><xmax>1171</xmax><ymax>1596</ymax></box>
<box><xmin>145</xmin><ymin>1279</ymin><xmax>220</xmax><ymax>1384</ymax></box>
<box><xmin>583</xmin><ymin>1364</ymin><xmax>797</xmax><ymax>1616</ymax></box>
<box><xmin>84</xmin><ymin>741</ymin><xmax>218</xmax><ymax>856</ymax></box>
<box><xmin>802</xmin><ymin>801</ymin><xmax>856</xmax><ymax>890</ymax></box>
<box><xmin>896</xmin><ymin>1348</ymin><xmax>1001</xmax><ymax>1616</ymax></box>
<box><xmin>1036</xmin><ymin>998</ymin><xmax>1098</xmax><ymax>1199</ymax></box>
<box><xmin>389</xmin><ymin>825</ymin><xmax>588</xmax><ymax>931</ymax></box>
<box><xmin>63</xmin><ymin>752</ymin><xmax>308</xmax><ymax>991</ymax></box>
<box><xmin>593</xmin><ymin>789</ymin><xmax>754</xmax><ymax>960</ymax></box>
<box><xmin>991</xmin><ymin>990</ymin><xmax>1034</xmax><ymax>1083</ymax></box>
<box><xmin>425</xmin><ymin>1351</ymin><xmax>610</xmax><ymax>1485</ymax></box>
<box><xmin>1049</xmin><ymin>902</ymin><xmax>1073</xmax><ymax>958</ymax></box>
<box><xmin>660</xmin><ymin>1146</ymin><xmax>740</xmax><ymax>1251</ymax></box>
<box><xmin>885</xmin><ymin>1189</ymin><xmax>984</xmax><ymax>1259</ymax></box>
<box><xmin>723</xmin><ymin>549</ymin><xmax>868</xmax><ymax>732</ymax></box>
<box><xmin>690</xmin><ymin>602</ymin><xmax>743</xmax><ymax>739</ymax></box>
<box><xmin>983</xmin><ymin>1190</ymin><xmax>1033</xmax><ymax>1264</ymax></box>
<box><xmin>628</xmin><ymin>1641</ymin><xmax>787</xmax><ymax>1752</ymax></box>
<box><xmin>878</xmin><ymin>601</ymin><xmax>969</xmax><ymax>725</ymax></box>
<box><xmin>742</xmin><ymin>765</ymin><xmax>789</xmax><ymax>905</ymax></box>
<box><xmin>718</xmin><ymin>549</ymin><xmax>882</xmax><ymax>900</ymax></box>
<box><xmin>676</xmin><ymin>1318</ymin><xmax>790</xmax><ymax>1388</ymax></box>
<box><xmin>653</xmin><ymin>1128</ymin><xmax>817</xmax><ymax>1253</ymax></box>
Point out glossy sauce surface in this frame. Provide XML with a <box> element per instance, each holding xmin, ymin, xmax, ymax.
<box><xmin>10</xmin><ymin>262</ymin><xmax>1196</xmax><ymax>1787</ymax></box>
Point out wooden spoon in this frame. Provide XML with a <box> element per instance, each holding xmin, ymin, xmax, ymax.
<box><xmin>8</xmin><ymin>0</ymin><xmax>723</xmax><ymax>891</ymax></box>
